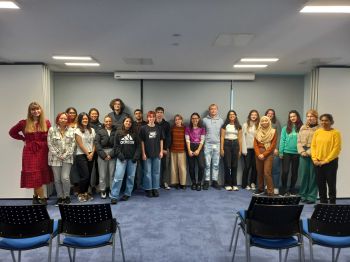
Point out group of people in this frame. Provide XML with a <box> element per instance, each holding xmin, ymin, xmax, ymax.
<box><xmin>9</xmin><ymin>100</ymin><xmax>342</xmax><ymax>205</ymax></box>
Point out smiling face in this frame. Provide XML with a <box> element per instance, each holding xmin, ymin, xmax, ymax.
<box><xmin>81</xmin><ymin>115</ymin><xmax>89</xmax><ymax>127</ymax></box>
<box><xmin>67</xmin><ymin>109</ymin><xmax>77</xmax><ymax>122</ymax></box>
<box><xmin>266</xmin><ymin>110</ymin><xmax>274</xmax><ymax>120</ymax></box>
<box><xmin>209</xmin><ymin>105</ymin><xmax>218</xmax><ymax>118</ymax></box>
<box><xmin>123</xmin><ymin>117</ymin><xmax>132</xmax><ymax>130</ymax></box>
<box><xmin>89</xmin><ymin>110</ymin><xmax>99</xmax><ymax>122</ymax></box>
<box><xmin>289</xmin><ymin>112</ymin><xmax>298</xmax><ymax>123</ymax></box>
<box><xmin>57</xmin><ymin>113</ymin><xmax>68</xmax><ymax>128</ymax></box>
<box><xmin>174</xmin><ymin>116</ymin><xmax>183</xmax><ymax>127</ymax></box>
<box><xmin>228</xmin><ymin>111</ymin><xmax>236</xmax><ymax>123</ymax></box>
<box><xmin>306</xmin><ymin>113</ymin><xmax>317</xmax><ymax>126</ymax></box>
<box><xmin>250</xmin><ymin>111</ymin><xmax>258</xmax><ymax>121</ymax></box>
<box><xmin>320</xmin><ymin>116</ymin><xmax>332</xmax><ymax>130</ymax></box>
<box><xmin>104</xmin><ymin>117</ymin><xmax>112</xmax><ymax>129</ymax></box>
<box><xmin>156</xmin><ymin>110</ymin><xmax>164</xmax><ymax>122</ymax></box>
<box><xmin>134</xmin><ymin>110</ymin><xmax>143</xmax><ymax>121</ymax></box>
<box><xmin>260</xmin><ymin>117</ymin><xmax>270</xmax><ymax>129</ymax></box>
<box><xmin>113</xmin><ymin>101</ymin><xmax>121</xmax><ymax>112</ymax></box>
<box><xmin>148</xmin><ymin>114</ymin><xmax>156</xmax><ymax>125</ymax></box>
<box><xmin>30</xmin><ymin>106</ymin><xmax>41</xmax><ymax>119</ymax></box>
<box><xmin>191</xmin><ymin>114</ymin><xmax>200</xmax><ymax>127</ymax></box>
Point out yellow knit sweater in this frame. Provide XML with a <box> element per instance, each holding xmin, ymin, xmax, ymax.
<box><xmin>311</xmin><ymin>128</ymin><xmax>341</xmax><ymax>163</ymax></box>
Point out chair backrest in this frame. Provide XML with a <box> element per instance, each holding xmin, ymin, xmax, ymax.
<box><xmin>0</xmin><ymin>205</ymin><xmax>53</xmax><ymax>238</ymax></box>
<box><xmin>58</xmin><ymin>204</ymin><xmax>116</xmax><ymax>237</ymax></box>
<box><xmin>308</xmin><ymin>204</ymin><xmax>350</xmax><ymax>236</ymax></box>
<box><xmin>247</xmin><ymin>195</ymin><xmax>301</xmax><ymax>212</ymax></box>
<box><xmin>246</xmin><ymin>204</ymin><xmax>303</xmax><ymax>238</ymax></box>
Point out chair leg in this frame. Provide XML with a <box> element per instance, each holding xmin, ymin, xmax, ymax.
<box><xmin>10</xmin><ymin>251</ymin><xmax>16</xmax><ymax>262</ymax></box>
<box><xmin>55</xmin><ymin>235</ymin><xmax>60</xmax><ymax>262</ymax></box>
<box><xmin>232</xmin><ymin>226</ymin><xmax>241</xmax><ymax>262</ymax></box>
<box><xmin>229</xmin><ymin>215</ymin><xmax>239</xmax><ymax>251</ymax></box>
<box><xmin>279</xmin><ymin>250</ymin><xmax>282</xmax><ymax>262</ymax></box>
<box><xmin>332</xmin><ymin>248</ymin><xmax>335</xmax><ymax>262</ymax></box>
<box><xmin>73</xmin><ymin>248</ymin><xmax>76</xmax><ymax>262</ymax></box>
<box><xmin>67</xmin><ymin>247</ymin><xmax>73</xmax><ymax>262</ymax></box>
<box><xmin>117</xmin><ymin>225</ymin><xmax>126</xmax><ymax>262</ymax></box>
<box><xmin>48</xmin><ymin>238</ymin><xmax>52</xmax><ymax>262</ymax></box>
<box><xmin>335</xmin><ymin>248</ymin><xmax>341</xmax><ymax>262</ymax></box>
<box><xmin>112</xmin><ymin>234</ymin><xmax>116</xmax><ymax>262</ymax></box>
<box><xmin>284</xmin><ymin>249</ymin><xmax>289</xmax><ymax>262</ymax></box>
<box><xmin>17</xmin><ymin>250</ymin><xmax>21</xmax><ymax>262</ymax></box>
<box><xmin>309</xmin><ymin>239</ymin><xmax>314</xmax><ymax>262</ymax></box>
<box><xmin>245</xmin><ymin>233</ymin><xmax>251</xmax><ymax>262</ymax></box>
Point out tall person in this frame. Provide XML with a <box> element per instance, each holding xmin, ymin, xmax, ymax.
<box><xmin>241</xmin><ymin>110</ymin><xmax>259</xmax><ymax>190</ymax></box>
<box><xmin>155</xmin><ymin>106</ymin><xmax>171</xmax><ymax>190</ymax></box>
<box><xmin>297</xmin><ymin>110</ymin><xmax>319</xmax><ymax>204</ymax></box>
<box><xmin>311</xmin><ymin>114</ymin><xmax>341</xmax><ymax>204</ymax></box>
<box><xmin>203</xmin><ymin>104</ymin><xmax>224</xmax><ymax>190</ymax></box>
<box><xmin>140</xmin><ymin>111</ymin><xmax>164</xmax><ymax>197</ymax></box>
<box><xmin>185</xmin><ymin>113</ymin><xmax>206</xmax><ymax>191</ymax></box>
<box><xmin>47</xmin><ymin>112</ymin><xmax>76</xmax><ymax>205</ymax></box>
<box><xmin>220</xmin><ymin>110</ymin><xmax>242</xmax><ymax>191</ymax></box>
<box><xmin>108</xmin><ymin>98</ymin><xmax>129</xmax><ymax>131</ymax></box>
<box><xmin>9</xmin><ymin>102</ymin><xmax>53</xmax><ymax>204</ymax></box>
<box><xmin>279</xmin><ymin>110</ymin><xmax>303</xmax><ymax>196</ymax></box>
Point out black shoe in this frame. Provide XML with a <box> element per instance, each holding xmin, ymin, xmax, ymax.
<box><xmin>212</xmin><ymin>181</ymin><xmax>221</xmax><ymax>190</ymax></box>
<box><xmin>152</xmin><ymin>189</ymin><xmax>159</xmax><ymax>197</ymax></box>
<box><xmin>64</xmin><ymin>196</ymin><xmax>71</xmax><ymax>204</ymax></box>
<box><xmin>32</xmin><ymin>195</ymin><xmax>40</xmax><ymax>204</ymax></box>
<box><xmin>111</xmin><ymin>198</ymin><xmax>118</xmax><ymax>205</ymax></box>
<box><xmin>196</xmin><ymin>183</ymin><xmax>202</xmax><ymax>191</ymax></box>
<box><xmin>306</xmin><ymin>200</ymin><xmax>315</xmax><ymax>204</ymax></box>
<box><xmin>146</xmin><ymin>190</ymin><xmax>153</xmax><ymax>198</ymax></box>
<box><xmin>203</xmin><ymin>181</ymin><xmax>209</xmax><ymax>190</ymax></box>
<box><xmin>120</xmin><ymin>195</ymin><xmax>130</xmax><ymax>201</ymax></box>
<box><xmin>174</xmin><ymin>184</ymin><xmax>180</xmax><ymax>190</ymax></box>
<box><xmin>191</xmin><ymin>184</ymin><xmax>196</xmax><ymax>190</ymax></box>
<box><xmin>253</xmin><ymin>190</ymin><xmax>264</xmax><ymax>195</ymax></box>
<box><xmin>180</xmin><ymin>185</ymin><xmax>186</xmax><ymax>190</ymax></box>
<box><xmin>55</xmin><ymin>198</ymin><xmax>64</xmax><ymax>206</ymax></box>
<box><xmin>39</xmin><ymin>198</ymin><xmax>47</xmax><ymax>205</ymax></box>
<box><xmin>284</xmin><ymin>192</ymin><xmax>291</xmax><ymax>197</ymax></box>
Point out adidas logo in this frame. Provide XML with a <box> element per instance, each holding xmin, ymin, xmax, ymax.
<box><xmin>120</xmin><ymin>134</ymin><xmax>135</xmax><ymax>144</ymax></box>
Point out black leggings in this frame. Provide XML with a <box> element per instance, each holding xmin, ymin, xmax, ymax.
<box><xmin>314</xmin><ymin>158</ymin><xmax>338</xmax><ymax>204</ymax></box>
<box><xmin>281</xmin><ymin>153</ymin><xmax>299</xmax><ymax>194</ymax></box>
<box><xmin>75</xmin><ymin>154</ymin><xmax>94</xmax><ymax>193</ymax></box>
<box><xmin>223</xmin><ymin>139</ymin><xmax>239</xmax><ymax>187</ymax></box>
<box><xmin>187</xmin><ymin>143</ymin><xmax>205</xmax><ymax>184</ymax></box>
<box><xmin>241</xmin><ymin>148</ymin><xmax>257</xmax><ymax>188</ymax></box>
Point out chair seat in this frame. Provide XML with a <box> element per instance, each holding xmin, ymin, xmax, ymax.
<box><xmin>302</xmin><ymin>219</ymin><xmax>350</xmax><ymax>248</ymax></box>
<box><xmin>251</xmin><ymin>236</ymin><xmax>298</xmax><ymax>249</ymax></box>
<box><xmin>0</xmin><ymin>220</ymin><xmax>58</xmax><ymax>250</ymax></box>
<box><xmin>63</xmin><ymin>233</ymin><xmax>112</xmax><ymax>247</ymax></box>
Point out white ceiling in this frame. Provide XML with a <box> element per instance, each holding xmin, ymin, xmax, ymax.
<box><xmin>1</xmin><ymin>0</ymin><xmax>350</xmax><ymax>74</ymax></box>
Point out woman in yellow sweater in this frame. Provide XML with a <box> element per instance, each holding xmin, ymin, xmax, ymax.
<box><xmin>311</xmin><ymin>114</ymin><xmax>341</xmax><ymax>204</ymax></box>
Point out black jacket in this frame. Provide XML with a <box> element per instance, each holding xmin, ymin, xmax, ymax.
<box><xmin>94</xmin><ymin>127</ymin><xmax>116</xmax><ymax>159</ymax></box>
<box><xmin>156</xmin><ymin>119</ymin><xmax>171</xmax><ymax>150</ymax></box>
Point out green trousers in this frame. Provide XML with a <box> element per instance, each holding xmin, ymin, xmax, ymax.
<box><xmin>299</xmin><ymin>156</ymin><xmax>318</xmax><ymax>202</ymax></box>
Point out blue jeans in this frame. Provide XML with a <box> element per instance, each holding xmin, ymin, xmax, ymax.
<box><xmin>143</xmin><ymin>157</ymin><xmax>161</xmax><ymax>190</ymax></box>
<box><xmin>110</xmin><ymin>159</ymin><xmax>137</xmax><ymax>199</ymax></box>
<box><xmin>204</xmin><ymin>143</ymin><xmax>220</xmax><ymax>181</ymax></box>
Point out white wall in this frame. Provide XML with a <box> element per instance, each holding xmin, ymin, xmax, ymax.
<box><xmin>317</xmin><ymin>68</ymin><xmax>349</xmax><ymax>198</ymax></box>
<box><xmin>0</xmin><ymin>65</ymin><xmax>49</xmax><ymax>198</ymax></box>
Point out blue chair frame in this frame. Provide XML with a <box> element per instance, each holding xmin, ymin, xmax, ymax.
<box><xmin>229</xmin><ymin>195</ymin><xmax>301</xmax><ymax>251</ymax></box>
<box><xmin>0</xmin><ymin>205</ymin><xmax>56</xmax><ymax>262</ymax></box>
<box><xmin>232</xmin><ymin>204</ymin><xmax>304</xmax><ymax>262</ymax></box>
<box><xmin>56</xmin><ymin>203</ymin><xmax>125</xmax><ymax>262</ymax></box>
<box><xmin>302</xmin><ymin>204</ymin><xmax>350</xmax><ymax>262</ymax></box>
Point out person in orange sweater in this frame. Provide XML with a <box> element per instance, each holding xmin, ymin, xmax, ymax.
<box><xmin>253</xmin><ymin>116</ymin><xmax>277</xmax><ymax>196</ymax></box>
<box><xmin>311</xmin><ymin>113</ymin><xmax>341</xmax><ymax>204</ymax></box>
<box><xmin>170</xmin><ymin>114</ymin><xmax>187</xmax><ymax>189</ymax></box>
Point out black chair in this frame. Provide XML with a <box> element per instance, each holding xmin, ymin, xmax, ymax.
<box><xmin>0</xmin><ymin>205</ymin><xmax>57</xmax><ymax>262</ymax></box>
<box><xmin>229</xmin><ymin>195</ymin><xmax>301</xmax><ymax>251</ymax></box>
<box><xmin>302</xmin><ymin>204</ymin><xmax>350</xmax><ymax>262</ymax></box>
<box><xmin>232</xmin><ymin>204</ymin><xmax>304</xmax><ymax>262</ymax></box>
<box><xmin>56</xmin><ymin>203</ymin><xmax>125</xmax><ymax>262</ymax></box>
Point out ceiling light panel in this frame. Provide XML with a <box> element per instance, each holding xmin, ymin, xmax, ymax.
<box><xmin>301</xmin><ymin>0</ymin><xmax>350</xmax><ymax>13</ymax></box>
<box><xmin>0</xmin><ymin>1</ymin><xmax>19</xmax><ymax>9</ymax></box>
<box><xmin>53</xmin><ymin>56</ymin><xmax>93</xmax><ymax>60</ymax></box>
<box><xmin>240</xmin><ymin>58</ymin><xmax>279</xmax><ymax>62</ymax></box>
<box><xmin>65</xmin><ymin>62</ymin><xmax>100</xmax><ymax>67</ymax></box>
<box><xmin>233</xmin><ymin>64</ymin><xmax>268</xmax><ymax>68</ymax></box>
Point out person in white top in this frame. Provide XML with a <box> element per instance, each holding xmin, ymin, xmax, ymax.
<box><xmin>75</xmin><ymin>112</ymin><xmax>96</xmax><ymax>202</ymax></box>
<box><xmin>220</xmin><ymin>110</ymin><xmax>242</xmax><ymax>191</ymax></box>
<box><xmin>48</xmin><ymin>112</ymin><xmax>76</xmax><ymax>205</ymax></box>
<box><xmin>241</xmin><ymin>110</ymin><xmax>260</xmax><ymax>190</ymax></box>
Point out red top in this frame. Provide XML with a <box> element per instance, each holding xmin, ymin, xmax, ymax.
<box><xmin>9</xmin><ymin>120</ymin><xmax>53</xmax><ymax>188</ymax></box>
<box><xmin>170</xmin><ymin>126</ymin><xmax>185</xmax><ymax>153</ymax></box>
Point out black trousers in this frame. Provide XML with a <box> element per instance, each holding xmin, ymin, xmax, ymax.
<box><xmin>75</xmin><ymin>154</ymin><xmax>94</xmax><ymax>193</ymax></box>
<box><xmin>314</xmin><ymin>158</ymin><xmax>338</xmax><ymax>204</ymax></box>
<box><xmin>223</xmin><ymin>139</ymin><xmax>239</xmax><ymax>187</ymax></box>
<box><xmin>187</xmin><ymin>143</ymin><xmax>205</xmax><ymax>184</ymax></box>
<box><xmin>241</xmin><ymin>148</ymin><xmax>257</xmax><ymax>188</ymax></box>
<box><xmin>281</xmin><ymin>153</ymin><xmax>299</xmax><ymax>194</ymax></box>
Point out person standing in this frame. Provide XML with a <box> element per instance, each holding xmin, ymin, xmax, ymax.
<box><xmin>75</xmin><ymin>112</ymin><xmax>96</xmax><ymax>202</ymax></box>
<box><xmin>297</xmin><ymin>110</ymin><xmax>319</xmax><ymax>204</ymax></box>
<box><xmin>311</xmin><ymin>114</ymin><xmax>341</xmax><ymax>204</ymax></box>
<box><xmin>241</xmin><ymin>110</ymin><xmax>259</xmax><ymax>190</ymax></box>
<box><xmin>65</xmin><ymin>107</ymin><xmax>78</xmax><ymax>129</ymax></box>
<box><xmin>220</xmin><ymin>110</ymin><xmax>242</xmax><ymax>191</ymax></box>
<box><xmin>155</xmin><ymin>106</ymin><xmax>171</xmax><ymax>190</ymax></box>
<box><xmin>89</xmin><ymin>108</ymin><xmax>103</xmax><ymax>131</ymax></box>
<box><xmin>170</xmin><ymin>114</ymin><xmax>187</xmax><ymax>189</ymax></box>
<box><xmin>108</xmin><ymin>98</ymin><xmax>129</xmax><ymax>131</ymax></box>
<box><xmin>253</xmin><ymin>116</ymin><xmax>277</xmax><ymax>196</ymax></box>
<box><xmin>140</xmin><ymin>111</ymin><xmax>164</xmax><ymax>197</ymax></box>
<box><xmin>9</xmin><ymin>102</ymin><xmax>53</xmax><ymax>205</ymax></box>
<box><xmin>185</xmin><ymin>113</ymin><xmax>206</xmax><ymax>191</ymax></box>
<box><xmin>265</xmin><ymin>109</ymin><xmax>281</xmax><ymax>195</ymax></box>
<box><xmin>279</xmin><ymin>110</ymin><xmax>303</xmax><ymax>196</ymax></box>
<box><xmin>47</xmin><ymin>112</ymin><xmax>76</xmax><ymax>205</ymax></box>
<box><xmin>110</xmin><ymin>117</ymin><xmax>141</xmax><ymax>204</ymax></box>
<box><xmin>95</xmin><ymin>115</ymin><xmax>116</xmax><ymax>199</ymax></box>
<box><xmin>203</xmin><ymin>104</ymin><xmax>224</xmax><ymax>190</ymax></box>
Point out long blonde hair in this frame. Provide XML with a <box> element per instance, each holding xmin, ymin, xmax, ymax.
<box><xmin>25</xmin><ymin>102</ymin><xmax>48</xmax><ymax>133</ymax></box>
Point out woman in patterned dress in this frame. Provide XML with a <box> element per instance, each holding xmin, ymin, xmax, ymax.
<box><xmin>9</xmin><ymin>102</ymin><xmax>53</xmax><ymax>204</ymax></box>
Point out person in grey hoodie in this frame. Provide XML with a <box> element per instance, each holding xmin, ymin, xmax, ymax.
<box><xmin>202</xmin><ymin>104</ymin><xmax>224</xmax><ymax>190</ymax></box>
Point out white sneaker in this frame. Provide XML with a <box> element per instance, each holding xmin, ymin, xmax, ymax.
<box><xmin>250</xmin><ymin>183</ymin><xmax>256</xmax><ymax>190</ymax></box>
<box><xmin>225</xmin><ymin>186</ymin><xmax>233</xmax><ymax>191</ymax></box>
<box><xmin>164</xmin><ymin>183</ymin><xmax>171</xmax><ymax>190</ymax></box>
<box><xmin>274</xmin><ymin>188</ymin><xmax>279</xmax><ymax>195</ymax></box>
<box><xmin>100</xmin><ymin>191</ymin><xmax>107</xmax><ymax>199</ymax></box>
<box><xmin>245</xmin><ymin>186</ymin><xmax>251</xmax><ymax>190</ymax></box>
<box><xmin>233</xmin><ymin>186</ymin><xmax>239</xmax><ymax>191</ymax></box>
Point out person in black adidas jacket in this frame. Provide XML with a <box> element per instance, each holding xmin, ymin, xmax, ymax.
<box><xmin>110</xmin><ymin>116</ymin><xmax>141</xmax><ymax>204</ymax></box>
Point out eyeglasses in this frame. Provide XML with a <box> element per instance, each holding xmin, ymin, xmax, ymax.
<box><xmin>191</xmin><ymin>117</ymin><xmax>199</xmax><ymax>120</ymax></box>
